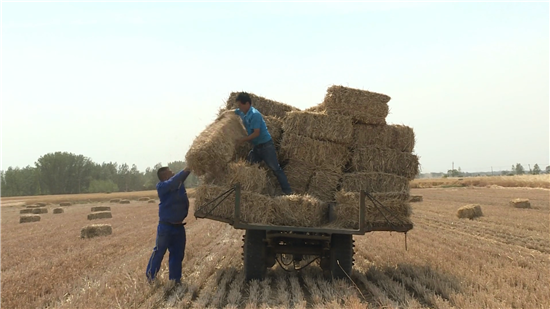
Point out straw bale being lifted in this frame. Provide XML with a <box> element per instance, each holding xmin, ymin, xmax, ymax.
<box><xmin>225</xmin><ymin>92</ymin><xmax>299</xmax><ymax>118</ymax></box>
<box><xmin>281</xmin><ymin>133</ymin><xmax>349</xmax><ymax>170</ymax></box>
<box><xmin>81</xmin><ymin>224</ymin><xmax>112</xmax><ymax>239</ymax></box>
<box><xmin>510</xmin><ymin>198</ymin><xmax>531</xmax><ymax>208</ymax></box>
<box><xmin>282</xmin><ymin>159</ymin><xmax>316</xmax><ymax>195</ymax></box>
<box><xmin>20</xmin><ymin>215</ymin><xmax>41</xmax><ymax>223</ymax></box>
<box><xmin>283</xmin><ymin>111</ymin><xmax>354</xmax><ymax>144</ymax></box>
<box><xmin>341</xmin><ymin>172</ymin><xmax>410</xmax><ymax>194</ymax></box>
<box><xmin>351</xmin><ymin>146</ymin><xmax>419</xmax><ymax>180</ymax></box>
<box><xmin>353</xmin><ymin>124</ymin><xmax>415</xmax><ymax>153</ymax></box>
<box><xmin>88</xmin><ymin>211</ymin><xmax>112</xmax><ymax>220</ymax></box>
<box><xmin>457</xmin><ymin>204</ymin><xmax>483</xmax><ymax>219</ymax></box>
<box><xmin>322</xmin><ymin>85</ymin><xmax>390</xmax><ymax>125</ymax></box>
<box><xmin>307</xmin><ymin>168</ymin><xmax>342</xmax><ymax>202</ymax></box>
<box><xmin>91</xmin><ymin>206</ymin><xmax>111</xmax><ymax>212</ymax></box>
<box><xmin>333</xmin><ymin>191</ymin><xmax>412</xmax><ymax>230</ymax></box>
<box><xmin>186</xmin><ymin>112</ymin><xmax>247</xmax><ymax>176</ymax></box>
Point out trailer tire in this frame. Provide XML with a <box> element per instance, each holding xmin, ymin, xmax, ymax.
<box><xmin>330</xmin><ymin>234</ymin><xmax>353</xmax><ymax>279</ymax></box>
<box><xmin>244</xmin><ymin>229</ymin><xmax>267</xmax><ymax>281</ymax></box>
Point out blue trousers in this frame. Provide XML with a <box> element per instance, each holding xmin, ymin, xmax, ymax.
<box><xmin>248</xmin><ymin>139</ymin><xmax>292</xmax><ymax>195</ymax></box>
<box><xmin>146</xmin><ymin>223</ymin><xmax>186</xmax><ymax>282</ymax></box>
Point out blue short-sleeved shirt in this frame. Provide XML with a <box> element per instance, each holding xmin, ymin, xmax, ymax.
<box><xmin>235</xmin><ymin>107</ymin><xmax>272</xmax><ymax>145</ymax></box>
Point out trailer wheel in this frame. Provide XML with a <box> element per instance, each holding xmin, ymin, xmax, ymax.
<box><xmin>330</xmin><ymin>234</ymin><xmax>353</xmax><ymax>279</ymax></box>
<box><xmin>244</xmin><ymin>229</ymin><xmax>267</xmax><ymax>281</ymax></box>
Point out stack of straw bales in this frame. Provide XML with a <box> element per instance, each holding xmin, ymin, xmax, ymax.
<box><xmin>188</xmin><ymin>86</ymin><xmax>419</xmax><ymax>231</ymax></box>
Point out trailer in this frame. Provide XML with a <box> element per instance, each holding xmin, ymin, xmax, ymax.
<box><xmin>194</xmin><ymin>184</ymin><xmax>412</xmax><ymax>281</ymax></box>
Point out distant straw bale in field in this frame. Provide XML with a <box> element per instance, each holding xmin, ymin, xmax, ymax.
<box><xmin>32</xmin><ymin>208</ymin><xmax>48</xmax><ymax>214</ymax></box>
<box><xmin>281</xmin><ymin>133</ymin><xmax>349</xmax><ymax>170</ymax></box>
<box><xmin>341</xmin><ymin>172</ymin><xmax>410</xmax><ymax>193</ymax></box>
<box><xmin>265</xmin><ymin>116</ymin><xmax>284</xmax><ymax>147</ymax></box>
<box><xmin>138</xmin><ymin>197</ymin><xmax>150</xmax><ymax>201</ymax></box>
<box><xmin>26</xmin><ymin>205</ymin><xmax>40</xmax><ymax>208</ymax></box>
<box><xmin>53</xmin><ymin>207</ymin><xmax>64</xmax><ymax>214</ymax></box>
<box><xmin>456</xmin><ymin>204</ymin><xmax>483</xmax><ymax>219</ymax></box>
<box><xmin>186</xmin><ymin>112</ymin><xmax>247</xmax><ymax>176</ymax></box>
<box><xmin>351</xmin><ymin>146</ymin><xmax>419</xmax><ymax>180</ymax></box>
<box><xmin>409</xmin><ymin>195</ymin><xmax>423</xmax><ymax>202</ymax></box>
<box><xmin>225</xmin><ymin>92</ymin><xmax>299</xmax><ymax>118</ymax></box>
<box><xmin>322</xmin><ymin>85</ymin><xmax>390</xmax><ymax>125</ymax></box>
<box><xmin>20</xmin><ymin>209</ymin><xmax>34</xmax><ymax>214</ymax></box>
<box><xmin>87</xmin><ymin>211</ymin><xmax>112</xmax><ymax>220</ymax></box>
<box><xmin>283</xmin><ymin>159</ymin><xmax>315</xmax><ymax>195</ymax></box>
<box><xmin>109</xmin><ymin>198</ymin><xmax>121</xmax><ymax>203</ymax></box>
<box><xmin>148</xmin><ymin>199</ymin><xmax>156</xmax><ymax>204</ymax></box>
<box><xmin>283</xmin><ymin>111</ymin><xmax>354</xmax><ymax>144</ymax></box>
<box><xmin>91</xmin><ymin>206</ymin><xmax>111</xmax><ymax>212</ymax></box>
<box><xmin>81</xmin><ymin>224</ymin><xmax>112</xmax><ymax>239</ymax></box>
<box><xmin>510</xmin><ymin>198</ymin><xmax>531</xmax><ymax>208</ymax></box>
<box><xmin>307</xmin><ymin>168</ymin><xmax>342</xmax><ymax>202</ymax></box>
<box><xmin>59</xmin><ymin>202</ymin><xmax>72</xmax><ymax>206</ymax></box>
<box><xmin>119</xmin><ymin>199</ymin><xmax>130</xmax><ymax>204</ymax></box>
<box><xmin>36</xmin><ymin>202</ymin><xmax>47</xmax><ymax>207</ymax></box>
<box><xmin>273</xmin><ymin>194</ymin><xmax>327</xmax><ymax>227</ymax></box>
<box><xmin>20</xmin><ymin>215</ymin><xmax>41</xmax><ymax>223</ymax></box>
<box><xmin>353</xmin><ymin>124</ymin><xmax>416</xmax><ymax>153</ymax></box>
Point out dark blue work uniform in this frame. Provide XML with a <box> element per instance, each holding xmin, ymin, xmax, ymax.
<box><xmin>146</xmin><ymin>170</ymin><xmax>190</xmax><ymax>282</ymax></box>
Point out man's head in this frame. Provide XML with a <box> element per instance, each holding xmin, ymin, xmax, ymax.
<box><xmin>236</xmin><ymin>92</ymin><xmax>252</xmax><ymax>113</ymax></box>
<box><xmin>157</xmin><ymin>167</ymin><xmax>174</xmax><ymax>181</ymax></box>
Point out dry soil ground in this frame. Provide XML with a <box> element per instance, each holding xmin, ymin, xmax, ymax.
<box><xmin>1</xmin><ymin>187</ymin><xmax>549</xmax><ymax>309</ymax></box>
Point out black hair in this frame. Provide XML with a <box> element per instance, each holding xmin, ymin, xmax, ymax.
<box><xmin>157</xmin><ymin>166</ymin><xmax>170</xmax><ymax>181</ymax></box>
<box><xmin>235</xmin><ymin>92</ymin><xmax>252</xmax><ymax>105</ymax></box>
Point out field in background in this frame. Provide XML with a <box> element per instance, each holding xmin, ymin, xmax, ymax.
<box><xmin>1</xmin><ymin>187</ymin><xmax>548</xmax><ymax>309</ymax></box>
<box><xmin>411</xmin><ymin>174</ymin><xmax>550</xmax><ymax>189</ymax></box>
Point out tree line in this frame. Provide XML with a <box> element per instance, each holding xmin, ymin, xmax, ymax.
<box><xmin>446</xmin><ymin>163</ymin><xmax>549</xmax><ymax>177</ymax></box>
<box><xmin>0</xmin><ymin>152</ymin><xmax>200</xmax><ymax>197</ymax></box>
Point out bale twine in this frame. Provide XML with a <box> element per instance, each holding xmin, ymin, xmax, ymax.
<box><xmin>341</xmin><ymin>172</ymin><xmax>410</xmax><ymax>194</ymax></box>
<box><xmin>282</xmin><ymin>111</ymin><xmax>354</xmax><ymax>145</ymax></box>
<box><xmin>351</xmin><ymin>146</ymin><xmax>419</xmax><ymax>180</ymax></box>
<box><xmin>322</xmin><ymin>85</ymin><xmax>390</xmax><ymax>125</ymax></box>
<box><xmin>224</xmin><ymin>92</ymin><xmax>299</xmax><ymax>118</ymax></box>
<box><xmin>353</xmin><ymin>124</ymin><xmax>416</xmax><ymax>153</ymax></box>
<box><xmin>185</xmin><ymin>112</ymin><xmax>247</xmax><ymax>176</ymax></box>
<box><xmin>510</xmin><ymin>198</ymin><xmax>531</xmax><ymax>208</ymax></box>
<box><xmin>81</xmin><ymin>224</ymin><xmax>112</xmax><ymax>238</ymax></box>
<box><xmin>59</xmin><ymin>202</ymin><xmax>72</xmax><ymax>206</ymax></box>
<box><xmin>109</xmin><ymin>198</ymin><xmax>121</xmax><ymax>203</ymax></box>
<box><xmin>87</xmin><ymin>211</ymin><xmax>113</xmax><ymax>220</ymax></box>
<box><xmin>307</xmin><ymin>168</ymin><xmax>342</xmax><ymax>202</ymax></box>
<box><xmin>409</xmin><ymin>195</ymin><xmax>423</xmax><ymax>202</ymax></box>
<box><xmin>456</xmin><ymin>204</ymin><xmax>483</xmax><ymax>219</ymax></box>
<box><xmin>32</xmin><ymin>208</ymin><xmax>48</xmax><ymax>214</ymax></box>
<box><xmin>148</xmin><ymin>199</ymin><xmax>156</xmax><ymax>204</ymax></box>
<box><xmin>20</xmin><ymin>209</ymin><xmax>34</xmax><ymax>214</ymax></box>
<box><xmin>53</xmin><ymin>207</ymin><xmax>64</xmax><ymax>214</ymax></box>
<box><xmin>91</xmin><ymin>206</ymin><xmax>111</xmax><ymax>212</ymax></box>
<box><xmin>36</xmin><ymin>202</ymin><xmax>47</xmax><ymax>207</ymax></box>
<box><xmin>119</xmin><ymin>199</ymin><xmax>130</xmax><ymax>204</ymax></box>
<box><xmin>20</xmin><ymin>215</ymin><xmax>41</xmax><ymax>223</ymax></box>
<box><xmin>138</xmin><ymin>197</ymin><xmax>150</xmax><ymax>201</ymax></box>
<box><xmin>280</xmin><ymin>133</ymin><xmax>349</xmax><ymax>170</ymax></box>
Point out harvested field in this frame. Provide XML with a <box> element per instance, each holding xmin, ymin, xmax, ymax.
<box><xmin>148</xmin><ymin>200</ymin><xmax>156</xmax><ymax>204</ymax></box>
<box><xmin>225</xmin><ymin>92</ymin><xmax>299</xmax><ymax>118</ymax></box>
<box><xmin>87</xmin><ymin>211</ymin><xmax>112</xmax><ymax>220</ymax></box>
<box><xmin>91</xmin><ymin>206</ymin><xmax>111</xmax><ymax>212</ymax></box>
<box><xmin>281</xmin><ymin>133</ymin><xmax>349</xmax><ymax>170</ymax></box>
<box><xmin>138</xmin><ymin>197</ymin><xmax>150</xmax><ymax>201</ymax></box>
<box><xmin>351</xmin><ymin>146</ymin><xmax>419</xmax><ymax>180</ymax></box>
<box><xmin>283</xmin><ymin>111</ymin><xmax>354</xmax><ymax>144</ymax></box>
<box><xmin>353</xmin><ymin>124</ymin><xmax>415</xmax><ymax>152</ymax></box>
<box><xmin>1</xmin><ymin>187</ymin><xmax>549</xmax><ymax>308</ymax></box>
<box><xmin>322</xmin><ymin>85</ymin><xmax>390</xmax><ymax>125</ymax></box>
<box><xmin>410</xmin><ymin>174</ymin><xmax>550</xmax><ymax>189</ymax></box>
<box><xmin>36</xmin><ymin>202</ymin><xmax>47</xmax><ymax>207</ymax></box>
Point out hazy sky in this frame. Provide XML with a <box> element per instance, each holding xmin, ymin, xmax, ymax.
<box><xmin>2</xmin><ymin>2</ymin><xmax>549</xmax><ymax>173</ymax></box>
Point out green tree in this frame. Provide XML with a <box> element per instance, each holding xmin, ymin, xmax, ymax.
<box><xmin>546</xmin><ymin>166</ymin><xmax>550</xmax><ymax>174</ymax></box>
<box><xmin>88</xmin><ymin>179</ymin><xmax>119</xmax><ymax>193</ymax></box>
<box><xmin>532</xmin><ymin>164</ymin><xmax>541</xmax><ymax>175</ymax></box>
<box><xmin>515</xmin><ymin>163</ymin><xmax>525</xmax><ymax>175</ymax></box>
<box><xmin>35</xmin><ymin>152</ymin><xmax>94</xmax><ymax>194</ymax></box>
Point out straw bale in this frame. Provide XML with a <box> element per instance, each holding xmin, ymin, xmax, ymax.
<box><xmin>26</xmin><ymin>205</ymin><xmax>41</xmax><ymax>208</ymax></box>
<box><xmin>322</xmin><ymin>85</ymin><xmax>390</xmax><ymax>125</ymax></box>
<box><xmin>304</xmin><ymin>104</ymin><xmax>323</xmax><ymax>112</ymax></box>
<box><xmin>59</xmin><ymin>202</ymin><xmax>72</xmax><ymax>206</ymax></box>
<box><xmin>457</xmin><ymin>204</ymin><xmax>483</xmax><ymax>219</ymax></box>
<box><xmin>263</xmin><ymin>171</ymin><xmax>284</xmax><ymax>197</ymax></box>
<box><xmin>119</xmin><ymin>199</ymin><xmax>130</xmax><ymax>204</ymax></box>
<box><xmin>138</xmin><ymin>197</ymin><xmax>150</xmax><ymax>201</ymax></box>
<box><xmin>283</xmin><ymin>111</ymin><xmax>354</xmax><ymax>144</ymax></box>
<box><xmin>20</xmin><ymin>215</ymin><xmax>41</xmax><ymax>223</ymax></box>
<box><xmin>265</xmin><ymin>116</ymin><xmax>284</xmax><ymax>146</ymax></box>
<box><xmin>409</xmin><ymin>195</ymin><xmax>423</xmax><ymax>202</ymax></box>
<box><xmin>225</xmin><ymin>92</ymin><xmax>299</xmax><ymax>118</ymax></box>
<box><xmin>225</xmin><ymin>161</ymin><xmax>267</xmax><ymax>193</ymax></box>
<box><xmin>148</xmin><ymin>199</ymin><xmax>156</xmax><ymax>204</ymax></box>
<box><xmin>332</xmin><ymin>191</ymin><xmax>411</xmax><ymax>230</ymax></box>
<box><xmin>351</xmin><ymin>146</ymin><xmax>419</xmax><ymax>180</ymax></box>
<box><xmin>273</xmin><ymin>194</ymin><xmax>327</xmax><ymax>227</ymax></box>
<box><xmin>87</xmin><ymin>211</ymin><xmax>113</xmax><ymax>220</ymax></box>
<box><xmin>341</xmin><ymin>172</ymin><xmax>410</xmax><ymax>193</ymax></box>
<box><xmin>32</xmin><ymin>208</ymin><xmax>48</xmax><ymax>214</ymax></box>
<box><xmin>81</xmin><ymin>224</ymin><xmax>112</xmax><ymax>238</ymax></box>
<box><xmin>20</xmin><ymin>209</ymin><xmax>34</xmax><ymax>214</ymax></box>
<box><xmin>510</xmin><ymin>198</ymin><xmax>531</xmax><ymax>208</ymax></box>
<box><xmin>36</xmin><ymin>202</ymin><xmax>47</xmax><ymax>207</ymax></box>
<box><xmin>109</xmin><ymin>198</ymin><xmax>121</xmax><ymax>203</ymax></box>
<box><xmin>186</xmin><ymin>112</ymin><xmax>247</xmax><ymax>176</ymax></box>
<box><xmin>280</xmin><ymin>133</ymin><xmax>349</xmax><ymax>170</ymax></box>
<box><xmin>91</xmin><ymin>206</ymin><xmax>111</xmax><ymax>212</ymax></box>
<box><xmin>282</xmin><ymin>159</ymin><xmax>316</xmax><ymax>194</ymax></box>
<box><xmin>307</xmin><ymin>168</ymin><xmax>342</xmax><ymax>202</ymax></box>
<box><xmin>53</xmin><ymin>207</ymin><xmax>64</xmax><ymax>214</ymax></box>
<box><xmin>353</xmin><ymin>124</ymin><xmax>415</xmax><ymax>153</ymax></box>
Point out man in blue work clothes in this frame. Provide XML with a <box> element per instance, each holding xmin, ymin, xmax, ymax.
<box><xmin>146</xmin><ymin>166</ymin><xmax>191</xmax><ymax>284</ymax></box>
<box><xmin>234</xmin><ymin>92</ymin><xmax>292</xmax><ymax>195</ymax></box>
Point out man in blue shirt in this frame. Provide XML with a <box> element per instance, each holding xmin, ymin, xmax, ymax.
<box><xmin>146</xmin><ymin>166</ymin><xmax>191</xmax><ymax>284</ymax></box>
<box><xmin>234</xmin><ymin>92</ymin><xmax>292</xmax><ymax>195</ymax></box>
